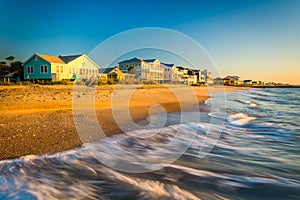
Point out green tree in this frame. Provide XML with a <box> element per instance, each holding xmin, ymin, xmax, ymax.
<box><xmin>6</xmin><ymin>56</ymin><xmax>15</xmax><ymax>63</ymax></box>
<box><xmin>0</xmin><ymin>61</ymin><xmax>10</xmax><ymax>79</ymax></box>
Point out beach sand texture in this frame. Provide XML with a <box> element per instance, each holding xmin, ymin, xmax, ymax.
<box><xmin>0</xmin><ymin>85</ymin><xmax>241</xmax><ymax>160</ymax></box>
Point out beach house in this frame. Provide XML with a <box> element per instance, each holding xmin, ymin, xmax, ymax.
<box><xmin>23</xmin><ymin>53</ymin><xmax>100</xmax><ymax>81</ymax></box>
<box><xmin>223</xmin><ymin>75</ymin><xmax>240</xmax><ymax>85</ymax></box>
<box><xmin>118</xmin><ymin>57</ymin><xmax>164</xmax><ymax>82</ymax></box>
<box><xmin>201</xmin><ymin>70</ymin><xmax>213</xmax><ymax>85</ymax></box>
<box><xmin>214</xmin><ymin>77</ymin><xmax>225</xmax><ymax>85</ymax></box>
<box><xmin>99</xmin><ymin>66</ymin><xmax>124</xmax><ymax>83</ymax></box>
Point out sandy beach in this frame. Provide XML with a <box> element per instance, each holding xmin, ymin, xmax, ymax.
<box><xmin>0</xmin><ymin>84</ymin><xmax>243</xmax><ymax>160</ymax></box>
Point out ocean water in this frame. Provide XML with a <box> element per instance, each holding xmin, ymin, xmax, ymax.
<box><xmin>1</xmin><ymin>88</ymin><xmax>300</xmax><ymax>199</ymax></box>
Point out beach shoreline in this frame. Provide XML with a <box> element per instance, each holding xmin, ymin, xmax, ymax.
<box><xmin>0</xmin><ymin>85</ymin><xmax>245</xmax><ymax>160</ymax></box>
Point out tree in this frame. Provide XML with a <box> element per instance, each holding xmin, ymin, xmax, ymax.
<box><xmin>6</xmin><ymin>56</ymin><xmax>15</xmax><ymax>63</ymax></box>
<box><xmin>0</xmin><ymin>61</ymin><xmax>10</xmax><ymax>79</ymax></box>
<box><xmin>10</xmin><ymin>61</ymin><xmax>23</xmax><ymax>72</ymax></box>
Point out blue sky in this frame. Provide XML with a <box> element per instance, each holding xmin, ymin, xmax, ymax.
<box><xmin>0</xmin><ymin>0</ymin><xmax>299</xmax><ymax>84</ymax></box>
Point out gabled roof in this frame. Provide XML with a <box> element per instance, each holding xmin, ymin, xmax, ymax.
<box><xmin>161</xmin><ymin>63</ymin><xmax>175</xmax><ymax>68</ymax></box>
<box><xmin>143</xmin><ymin>58</ymin><xmax>157</xmax><ymax>63</ymax></box>
<box><xmin>118</xmin><ymin>57</ymin><xmax>144</xmax><ymax>64</ymax></box>
<box><xmin>118</xmin><ymin>57</ymin><xmax>159</xmax><ymax>64</ymax></box>
<box><xmin>224</xmin><ymin>75</ymin><xmax>240</xmax><ymax>80</ymax></box>
<box><xmin>177</xmin><ymin>66</ymin><xmax>184</xmax><ymax>70</ymax></box>
<box><xmin>99</xmin><ymin>67</ymin><xmax>117</xmax><ymax>74</ymax></box>
<box><xmin>59</xmin><ymin>54</ymin><xmax>83</xmax><ymax>64</ymax></box>
<box><xmin>36</xmin><ymin>53</ymin><xmax>65</xmax><ymax>64</ymax></box>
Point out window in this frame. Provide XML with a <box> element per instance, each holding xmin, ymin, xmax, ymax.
<box><xmin>40</xmin><ymin>65</ymin><xmax>48</xmax><ymax>74</ymax></box>
<box><xmin>56</xmin><ymin>66</ymin><xmax>59</xmax><ymax>73</ymax></box>
<box><xmin>69</xmin><ymin>67</ymin><xmax>72</xmax><ymax>74</ymax></box>
<box><xmin>60</xmin><ymin>66</ymin><xmax>64</xmax><ymax>73</ymax></box>
<box><xmin>27</xmin><ymin>66</ymin><xmax>34</xmax><ymax>74</ymax></box>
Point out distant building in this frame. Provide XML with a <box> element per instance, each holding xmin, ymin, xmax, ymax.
<box><xmin>223</xmin><ymin>75</ymin><xmax>240</xmax><ymax>85</ymax></box>
<box><xmin>119</xmin><ymin>57</ymin><xmax>164</xmax><ymax>82</ymax></box>
<box><xmin>99</xmin><ymin>66</ymin><xmax>124</xmax><ymax>83</ymax></box>
<box><xmin>161</xmin><ymin>63</ymin><xmax>175</xmax><ymax>83</ymax></box>
<box><xmin>99</xmin><ymin>66</ymin><xmax>134</xmax><ymax>83</ymax></box>
<box><xmin>201</xmin><ymin>70</ymin><xmax>213</xmax><ymax>85</ymax></box>
<box><xmin>213</xmin><ymin>77</ymin><xmax>224</xmax><ymax>85</ymax></box>
<box><xmin>243</xmin><ymin>80</ymin><xmax>252</xmax><ymax>85</ymax></box>
<box><xmin>23</xmin><ymin>53</ymin><xmax>99</xmax><ymax>81</ymax></box>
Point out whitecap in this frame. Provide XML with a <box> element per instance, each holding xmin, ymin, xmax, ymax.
<box><xmin>227</xmin><ymin>113</ymin><xmax>256</xmax><ymax>126</ymax></box>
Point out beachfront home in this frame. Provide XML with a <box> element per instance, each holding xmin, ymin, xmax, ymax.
<box><xmin>213</xmin><ymin>77</ymin><xmax>224</xmax><ymax>85</ymax></box>
<box><xmin>187</xmin><ymin>69</ymin><xmax>197</xmax><ymax>85</ymax></box>
<box><xmin>99</xmin><ymin>66</ymin><xmax>124</xmax><ymax>83</ymax></box>
<box><xmin>23</xmin><ymin>53</ymin><xmax>99</xmax><ymax>81</ymax></box>
<box><xmin>161</xmin><ymin>63</ymin><xmax>174</xmax><ymax>83</ymax></box>
<box><xmin>201</xmin><ymin>70</ymin><xmax>213</xmax><ymax>85</ymax></box>
<box><xmin>243</xmin><ymin>79</ymin><xmax>253</xmax><ymax>85</ymax></box>
<box><xmin>161</xmin><ymin>63</ymin><xmax>184</xmax><ymax>83</ymax></box>
<box><xmin>118</xmin><ymin>57</ymin><xmax>164</xmax><ymax>82</ymax></box>
<box><xmin>223</xmin><ymin>75</ymin><xmax>240</xmax><ymax>85</ymax></box>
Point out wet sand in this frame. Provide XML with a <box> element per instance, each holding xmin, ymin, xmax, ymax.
<box><xmin>0</xmin><ymin>84</ymin><xmax>244</xmax><ymax>160</ymax></box>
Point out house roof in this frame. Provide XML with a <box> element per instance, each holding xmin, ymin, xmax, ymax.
<box><xmin>36</xmin><ymin>54</ymin><xmax>65</xmax><ymax>64</ymax></box>
<box><xmin>59</xmin><ymin>54</ymin><xmax>83</xmax><ymax>64</ymax></box>
<box><xmin>143</xmin><ymin>58</ymin><xmax>157</xmax><ymax>63</ymax></box>
<box><xmin>23</xmin><ymin>53</ymin><xmax>100</xmax><ymax>69</ymax></box>
<box><xmin>99</xmin><ymin>67</ymin><xmax>117</xmax><ymax>74</ymax></box>
<box><xmin>224</xmin><ymin>75</ymin><xmax>240</xmax><ymax>80</ymax></box>
<box><xmin>214</xmin><ymin>77</ymin><xmax>223</xmax><ymax>80</ymax></box>
<box><xmin>161</xmin><ymin>63</ymin><xmax>175</xmax><ymax>68</ymax></box>
<box><xmin>118</xmin><ymin>57</ymin><xmax>158</xmax><ymax>64</ymax></box>
<box><xmin>187</xmin><ymin>69</ymin><xmax>195</xmax><ymax>75</ymax></box>
<box><xmin>118</xmin><ymin>57</ymin><xmax>144</xmax><ymax>64</ymax></box>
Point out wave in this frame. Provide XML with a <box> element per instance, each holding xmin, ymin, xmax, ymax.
<box><xmin>227</xmin><ymin>113</ymin><xmax>256</xmax><ymax>126</ymax></box>
<box><xmin>208</xmin><ymin>111</ymin><xmax>256</xmax><ymax>126</ymax></box>
<box><xmin>234</xmin><ymin>99</ymin><xmax>258</xmax><ymax>108</ymax></box>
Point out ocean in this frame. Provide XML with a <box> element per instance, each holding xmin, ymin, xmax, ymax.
<box><xmin>0</xmin><ymin>88</ymin><xmax>299</xmax><ymax>199</ymax></box>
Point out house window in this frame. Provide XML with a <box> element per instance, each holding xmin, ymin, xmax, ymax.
<box><xmin>69</xmin><ymin>67</ymin><xmax>72</xmax><ymax>74</ymax></box>
<box><xmin>79</xmin><ymin>69</ymin><xmax>82</xmax><ymax>74</ymax></box>
<box><xmin>56</xmin><ymin>66</ymin><xmax>59</xmax><ymax>73</ymax></box>
<box><xmin>40</xmin><ymin>65</ymin><xmax>48</xmax><ymax>74</ymax></box>
<box><xmin>60</xmin><ymin>66</ymin><xmax>64</xmax><ymax>73</ymax></box>
<box><xmin>27</xmin><ymin>66</ymin><xmax>34</xmax><ymax>74</ymax></box>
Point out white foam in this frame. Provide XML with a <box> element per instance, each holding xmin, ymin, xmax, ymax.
<box><xmin>235</xmin><ymin>99</ymin><xmax>258</xmax><ymax>108</ymax></box>
<box><xmin>102</xmin><ymin>167</ymin><xmax>201</xmax><ymax>199</ymax></box>
<box><xmin>228</xmin><ymin>113</ymin><xmax>256</xmax><ymax>126</ymax></box>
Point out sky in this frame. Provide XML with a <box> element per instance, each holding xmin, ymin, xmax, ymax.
<box><xmin>0</xmin><ymin>0</ymin><xmax>299</xmax><ymax>84</ymax></box>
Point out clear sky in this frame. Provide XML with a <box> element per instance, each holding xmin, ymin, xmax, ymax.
<box><xmin>0</xmin><ymin>0</ymin><xmax>299</xmax><ymax>84</ymax></box>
